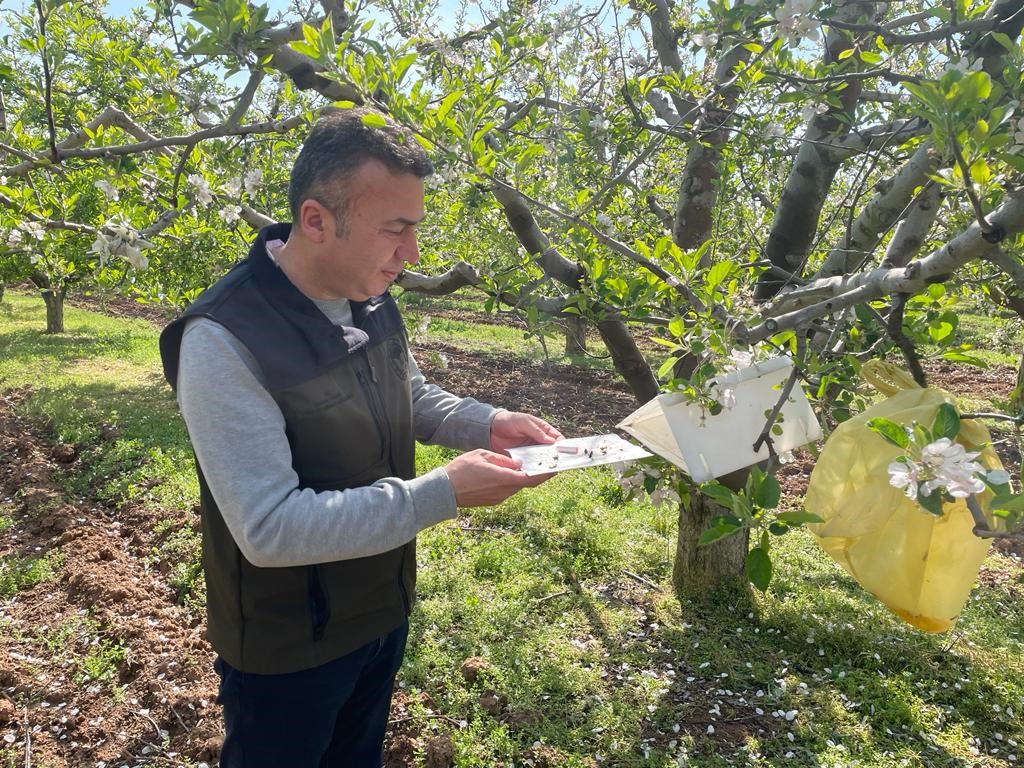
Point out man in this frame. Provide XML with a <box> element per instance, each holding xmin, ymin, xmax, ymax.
<box><xmin>159</xmin><ymin>106</ymin><xmax>561</xmax><ymax>767</ymax></box>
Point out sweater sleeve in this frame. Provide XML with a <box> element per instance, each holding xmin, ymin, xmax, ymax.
<box><xmin>176</xmin><ymin>317</ymin><xmax>457</xmax><ymax>568</ymax></box>
<box><xmin>409</xmin><ymin>352</ymin><xmax>500</xmax><ymax>451</ymax></box>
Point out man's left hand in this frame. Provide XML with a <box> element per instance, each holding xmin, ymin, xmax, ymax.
<box><xmin>490</xmin><ymin>411</ymin><xmax>563</xmax><ymax>454</ymax></box>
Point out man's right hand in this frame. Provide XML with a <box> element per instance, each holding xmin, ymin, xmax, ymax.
<box><xmin>444</xmin><ymin>449</ymin><xmax>553</xmax><ymax>508</ymax></box>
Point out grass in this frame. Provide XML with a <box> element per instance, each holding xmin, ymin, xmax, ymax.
<box><xmin>1</xmin><ymin>289</ymin><xmax>1023</xmax><ymax>766</ymax></box>
<box><xmin>0</xmin><ymin>551</ymin><xmax>61</xmax><ymax>598</ymax></box>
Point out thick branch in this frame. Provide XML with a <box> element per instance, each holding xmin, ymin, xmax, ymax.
<box><xmin>4</xmin><ymin>115</ymin><xmax>304</xmax><ymax>174</ymax></box>
<box><xmin>396</xmin><ymin>262</ymin><xmax>483</xmax><ymax>295</ymax></box>
<box><xmin>749</xmin><ymin>189</ymin><xmax>1024</xmax><ymax>341</ymax></box>
<box><xmin>815</xmin><ymin>141</ymin><xmax>938</xmax><ymax>277</ymax></box>
<box><xmin>673</xmin><ymin>44</ymin><xmax>752</xmax><ymax>250</ymax></box>
<box><xmin>881</xmin><ymin>182</ymin><xmax>942</xmax><ymax>268</ymax></box>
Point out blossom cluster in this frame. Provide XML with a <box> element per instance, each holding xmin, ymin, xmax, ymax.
<box><xmin>615</xmin><ymin>462</ymin><xmax>681</xmax><ymax>509</ymax></box>
<box><xmin>888</xmin><ymin>437</ymin><xmax>1009</xmax><ymax>502</ymax></box>
<box><xmin>90</xmin><ymin>219</ymin><xmax>152</xmax><ymax>270</ymax></box>
<box><xmin>189</xmin><ymin>169</ymin><xmax>262</xmax><ymax>222</ymax></box>
<box><xmin>775</xmin><ymin>0</ymin><xmax>820</xmax><ymax>47</ymax></box>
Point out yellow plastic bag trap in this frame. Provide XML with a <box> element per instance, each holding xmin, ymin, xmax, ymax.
<box><xmin>805</xmin><ymin>360</ymin><xmax>1003</xmax><ymax>632</ymax></box>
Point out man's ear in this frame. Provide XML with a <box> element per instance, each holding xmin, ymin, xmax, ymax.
<box><xmin>298</xmin><ymin>199</ymin><xmax>332</xmax><ymax>243</ymax></box>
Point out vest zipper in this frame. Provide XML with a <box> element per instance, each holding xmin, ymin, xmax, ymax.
<box><xmin>308</xmin><ymin>564</ymin><xmax>330</xmax><ymax>642</ymax></box>
<box><xmin>356</xmin><ymin>350</ymin><xmax>410</xmax><ymax>615</ymax></box>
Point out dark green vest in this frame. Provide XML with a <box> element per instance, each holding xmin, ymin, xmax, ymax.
<box><xmin>160</xmin><ymin>224</ymin><xmax>416</xmax><ymax>674</ymax></box>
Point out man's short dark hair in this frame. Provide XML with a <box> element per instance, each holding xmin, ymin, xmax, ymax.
<box><xmin>288</xmin><ymin>107</ymin><xmax>434</xmax><ymax>234</ymax></box>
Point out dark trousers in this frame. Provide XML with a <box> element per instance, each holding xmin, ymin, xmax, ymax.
<box><xmin>215</xmin><ymin>621</ymin><xmax>409</xmax><ymax>768</ymax></box>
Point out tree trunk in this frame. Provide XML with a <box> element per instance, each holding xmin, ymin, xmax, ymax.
<box><xmin>563</xmin><ymin>315</ymin><xmax>587</xmax><ymax>356</ymax></box>
<box><xmin>673</xmin><ymin>488</ymin><xmax>749</xmax><ymax>595</ymax></box>
<box><xmin>41</xmin><ymin>287</ymin><xmax>66</xmax><ymax>333</ymax></box>
<box><xmin>595</xmin><ymin>318</ymin><xmax>659</xmax><ymax>403</ymax></box>
<box><xmin>0</xmin><ymin>283</ymin><xmax>5</xmax><ymax>304</ymax></box>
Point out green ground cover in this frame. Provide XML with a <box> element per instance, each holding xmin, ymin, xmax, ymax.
<box><xmin>1</xmin><ymin>289</ymin><xmax>1022</xmax><ymax>767</ymax></box>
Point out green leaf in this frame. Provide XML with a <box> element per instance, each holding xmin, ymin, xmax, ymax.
<box><xmin>667</xmin><ymin>316</ymin><xmax>685</xmax><ymax>337</ymax></box>
<box><xmin>777</xmin><ymin>509</ymin><xmax>824</xmax><ymax>525</ymax></box>
<box><xmin>941</xmin><ymin>351</ymin><xmax>989</xmax><ymax>367</ymax></box>
<box><xmin>751</xmin><ymin>472</ymin><xmax>781</xmax><ymax>510</ymax></box>
<box><xmin>360</xmin><ymin>112</ymin><xmax>387</xmax><ymax>128</ymax></box>
<box><xmin>658</xmin><ymin>356</ymin><xmax>680</xmax><ymax>379</ymax></box>
<box><xmin>745</xmin><ymin>546</ymin><xmax>772</xmax><ymax>591</ymax></box>
<box><xmin>917</xmin><ymin>488</ymin><xmax>945</xmax><ymax>517</ymax></box>
<box><xmin>699</xmin><ymin>521</ymin><xmax>741</xmax><ymax>545</ymax></box>
<box><xmin>969</xmin><ymin>158</ymin><xmax>991</xmax><ymax>185</ymax></box>
<box><xmin>705</xmin><ymin>260</ymin><xmax>734</xmax><ymax>290</ymax></box>
<box><xmin>436</xmin><ymin>90</ymin><xmax>463</xmax><ymax>122</ymax></box>
<box><xmin>866</xmin><ymin>417</ymin><xmax>910</xmax><ymax>448</ymax></box>
<box><xmin>858</xmin><ymin>50</ymin><xmax>882</xmax><ymax>64</ymax></box>
<box><xmin>991</xmin><ymin>494</ymin><xmax>1024</xmax><ymax>513</ymax></box>
<box><xmin>931</xmin><ymin>403</ymin><xmax>961</xmax><ymax>440</ymax></box>
<box><xmin>701</xmin><ymin>484</ymin><xmax>738</xmax><ymax>507</ymax></box>
<box><xmin>837</xmin><ymin>47</ymin><xmax>855</xmax><ymax>60</ymax></box>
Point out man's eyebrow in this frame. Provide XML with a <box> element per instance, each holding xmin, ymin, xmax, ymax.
<box><xmin>387</xmin><ymin>216</ymin><xmax>424</xmax><ymax>226</ymax></box>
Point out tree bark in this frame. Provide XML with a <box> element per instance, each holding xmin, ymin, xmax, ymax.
<box><xmin>41</xmin><ymin>287</ymin><xmax>65</xmax><ymax>333</ymax></box>
<box><xmin>594</xmin><ymin>319</ymin><xmax>659</xmax><ymax>403</ymax></box>
<box><xmin>673</xmin><ymin>489</ymin><xmax>749</xmax><ymax>595</ymax></box>
<box><xmin>563</xmin><ymin>315</ymin><xmax>587</xmax><ymax>356</ymax></box>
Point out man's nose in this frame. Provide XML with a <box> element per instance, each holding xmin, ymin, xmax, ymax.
<box><xmin>399</xmin><ymin>230</ymin><xmax>420</xmax><ymax>265</ymax></box>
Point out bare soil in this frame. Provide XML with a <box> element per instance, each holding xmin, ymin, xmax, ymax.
<box><xmin>1</xmin><ymin>295</ymin><xmax>1019</xmax><ymax>766</ymax></box>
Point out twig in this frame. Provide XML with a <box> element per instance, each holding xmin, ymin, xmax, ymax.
<box><xmin>949</xmin><ymin>133</ymin><xmax>1001</xmax><ymax>242</ymax></box>
<box><xmin>752</xmin><ymin>363</ymin><xmax>801</xmax><ymax>455</ymax></box>
<box><xmin>623</xmin><ymin>569</ymin><xmax>659</xmax><ymax>589</ymax></box>
<box><xmin>535</xmin><ymin>590</ymin><xmax>570</xmax><ymax>604</ymax></box>
<box><xmin>34</xmin><ymin>0</ymin><xmax>58</xmax><ymax>164</ymax></box>
<box><xmin>887</xmin><ymin>293</ymin><xmax>927</xmax><ymax>387</ymax></box>
<box><xmin>966</xmin><ymin>495</ymin><xmax>1024</xmax><ymax>540</ymax></box>
<box><xmin>133</xmin><ymin>708</ymin><xmax>164</xmax><ymax>742</ymax></box>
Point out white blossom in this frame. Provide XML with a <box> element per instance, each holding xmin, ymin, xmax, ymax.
<box><xmin>93</xmin><ymin>179</ymin><xmax>119</xmax><ymax>201</ymax></box>
<box><xmin>595</xmin><ymin>212</ymin><xmax>614</xmax><ymax>233</ymax></box>
<box><xmin>715</xmin><ymin>386</ymin><xmax>736</xmax><ymax>411</ymax></box>
<box><xmin>90</xmin><ymin>218</ymin><xmax>152</xmax><ymax>270</ymax></box>
<box><xmin>243</xmin><ymin>169</ymin><xmax>263</xmax><ymax>196</ymax></box>
<box><xmin>188</xmin><ymin>174</ymin><xmax>213</xmax><ymax>206</ymax></box>
<box><xmin>590</xmin><ymin>115</ymin><xmax>608</xmax><ymax>133</ymax></box>
<box><xmin>692</xmin><ymin>32</ymin><xmax>719</xmax><ymax>49</ymax></box>
<box><xmin>888</xmin><ymin>437</ymin><xmax>988</xmax><ymax>504</ymax></box>
<box><xmin>725</xmin><ymin>348</ymin><xmax>754</xmax><ymax>371</ymax></box>
<box><xmin>220</xmin><ymin>205</ymin><xmax>242</xmax><ymax>224</ymax></box>
<box><xmin>225</xmin><ymin>177</ymin><xmax>242</xmax><ymax>196</ymax></box>
<box><xmin>6</xmin><ymin>228</ymin><xmax>22</xmax><ymax>247</ymax></box>
<box><xmin>775</xmin><ymin>0</ymin><xmax>819</xmax><ymax>46</ymax></box>
<box><xmin>628</xmin><ymin>53</ymin><xmax>647</xmax><ymax>69</ymax></box>
<box><xmin>888</xmin><ymin>460</ymin><xmax>920</xmax><ymax>500</ymax></box>
<box><xmin>766</xmin><ymin>123</ymin><xmax>786</xmax><ymax>138</ymax></box>
<box><xmin>801</xmin><ymin>101</ymin><xmax>829</xmax><ymax>123</ymax></box>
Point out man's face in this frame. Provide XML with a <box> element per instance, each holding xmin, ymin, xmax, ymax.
<box><xmin>313</xmin><ymin>159</ymin><xmax>425</xmax><ymax>302</ymax></box>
